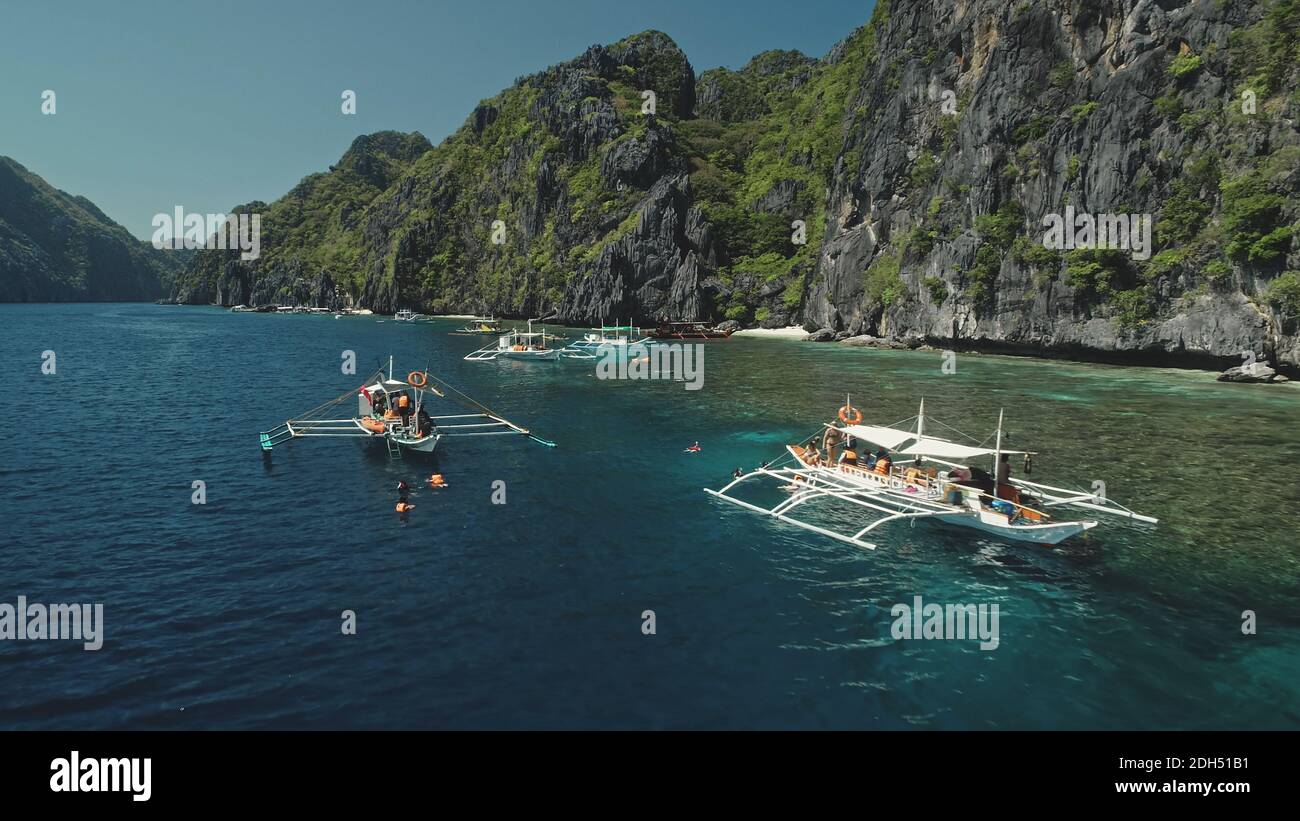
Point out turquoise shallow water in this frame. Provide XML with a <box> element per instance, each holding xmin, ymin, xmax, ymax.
<box><xmin>1</xmin><ymin>303</ymin><xmax>1297</xmax><ymax>729</ymax></box>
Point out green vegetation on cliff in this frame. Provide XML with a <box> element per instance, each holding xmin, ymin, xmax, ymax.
<box><xmin>0</xmin><ymin>157</ymin><xmax>183</xmax><ymax>302</ymax></box>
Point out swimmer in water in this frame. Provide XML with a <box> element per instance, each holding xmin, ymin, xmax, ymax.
<box><xmin>395</xmin><ymin>500</ymin><xmax>415</xmax><ymax>513</ymax></box>
<box><xmin>427</xmin><ymin>473</ymin><xmax>448</xmax><ymax>488</ymax></box>
<box><xmin>685</xmin><ymin>441</ymin><xmax>701</xmax><ymax>453</ymax></box>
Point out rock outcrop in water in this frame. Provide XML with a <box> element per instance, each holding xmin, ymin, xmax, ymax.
<box><xmin>170</xmin><ymin>1</ymin><xmax>1300</xmax><ymax>372</ymax></box>
<box><xmin>0</xmin><ymin>157</ymin><xmax>183</xmax><ymax>301</ymax></box>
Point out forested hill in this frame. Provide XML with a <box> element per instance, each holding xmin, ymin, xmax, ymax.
<box><xmin>0</xmin><ymin>157</ymin><xmax>184</xmax><ymax>301</ymax></box>
<box><xmin>171</xmin><ymin>1</ymin><xmax>1300</xmax><ymax>370</ymax></box>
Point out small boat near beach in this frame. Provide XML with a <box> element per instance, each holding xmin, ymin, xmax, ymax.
<box><xmin>648</xmin><ymin>320</ymin><xmax>733</xmax><ymax>340</ymax></box>
<box><xmin>394</xmin><ymin>309</ymin><xmax>433</xmax><ymax>322</ymax></box>
<box><xmin>453</xmin><ymin>316</ymin><xmax>504</xmax><ymax>334</ymax></box>
<box><xmin>258</xmin><ymin>357</ymin><xmax>555</xmax><ymax>456</ymax></box>
<box><xmin>705</xmin><ymin>398</ymin><xmax>1155</xmax><ymax>550</ymax></box>
<box><xmin>562</xmin><ymin>321</ymin><xmax>650</xmax><ymax>359</ymax></box>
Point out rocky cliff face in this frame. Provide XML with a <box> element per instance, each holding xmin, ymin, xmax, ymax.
<box><xmin>172</xmin><ymin>0</ymin><xmax>1300</xmax><ymax>370</ymax></box>
<box><xmin>0</xmin><ymin>157</ymin><xmax>183</xmax><ymax>301</ymax></box>
<box><xmin>807</xmin><ymin>0</ymin><xmax>1300</xmax><ymax>371</ymax></box>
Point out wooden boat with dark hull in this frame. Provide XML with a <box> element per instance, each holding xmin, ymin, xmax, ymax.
<box><xmin>647</xmin><ymin>321</ymin><xmax>733</xmax><ymax>340</ymax></box>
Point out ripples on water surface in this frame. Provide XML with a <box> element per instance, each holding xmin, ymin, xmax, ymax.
<box><xmin>1</xmin><ymin>304</ymin><xmax>1297</xmax><ymax>729</ymax></box>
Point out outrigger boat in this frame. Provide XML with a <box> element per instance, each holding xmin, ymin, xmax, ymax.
<box><xmin>465</xmin><ymin>320</ymin><xmax>571</xmax><ymax>361</ymax></box>
<box><xmin>394</xmin><ymin>309</ymin><xmax>431</xmax><ymax>323</ymax></box>
<box><xmin>562</xmin><ymin>321</ymin><xmax>650</xmax><ymax>359</ymax></box>
<box><xmin>705</xmin><ymin>399</ymin><xmax>1156</xmax><ymax>550</ymax></box>
<box><xmin>453</xmin><ymin>316</ymin><xmax>504</xmax><ymax>334</ymax></box>
<box><xmin>258</xmin><ymin>356</ymin><xmax>555</xmax><ymax>456</ymax></box>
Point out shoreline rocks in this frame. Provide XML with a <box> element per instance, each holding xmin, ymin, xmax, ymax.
<box><xmin>1217</xmin><ymin>364</ymin><xmax>1285</xmax><ymax>384</ymax></box>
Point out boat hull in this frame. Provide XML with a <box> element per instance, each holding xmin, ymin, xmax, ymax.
<box><xmin>499</xmin><ymin>350</ymin><xmax>560</xmax><ymax>361</ymax></box>
<box><xmin>389</xmin><ymin>432</ymin><xmax>440</xmax><ymax>453</ymax></box>
<box><xmin>938</xmin><ymin>511</ymin><xmax>1095</xmax><ymax>545</ymax></box>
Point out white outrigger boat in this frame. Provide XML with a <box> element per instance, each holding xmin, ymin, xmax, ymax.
<box><xmin>258</xmin><ymin>357</ymin><xmax>555</xmax><ymax>456</ymax></box>
<box><xmin>705</xmin><ymin>399</ymin><xmax>1156</xmax><ymax>550</ymax></box>
<box><xmin>453</xmin><ymin>316</ymin><xmax>503</xmax><ymax>334</ymax></box>
<box><xmin>394</xmin><ymin>308</ymin><xmax>435</xmax><ymax>322</ymax></box>
<box><xmin>465</xmin><ymin>320</ymin><xmax>574</xmax><ymax>362</ymax></box>
<box><xmin>562</xmin><ymin>321</ymin><xmax>650</xmax><ymax>359</ymax></box>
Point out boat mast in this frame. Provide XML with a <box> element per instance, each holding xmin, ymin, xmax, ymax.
<box><xmin>992</xmin><ymin>408</ymin><xmax>1004</xmax><ymax>500</ymax></box>
<box><xmin>917</xmin><ymin>397</ymin><xmax>925</xmax><ymax>440</ymax></box>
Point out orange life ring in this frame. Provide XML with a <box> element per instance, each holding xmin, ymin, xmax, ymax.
<box><xmin>408</xmin><ymin>371</ymin><xmax>427</xmax><ymax>388</ymax></box>
<box><xmin>838</xmin><ymin>404</ymin><xmax>863</xmax><ymax>425</ymax></box>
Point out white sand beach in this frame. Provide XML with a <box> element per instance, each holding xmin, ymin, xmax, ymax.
<box><xmin>731</xmin><ymin>326</ymin><xmax>808</xmax><ymax>339</ymax></box>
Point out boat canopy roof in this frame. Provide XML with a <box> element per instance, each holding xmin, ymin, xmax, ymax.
<box><xmin>838</xmin><ymin>424</ymin><xmax>917</xmax><ymax>450</ymax></box>
<box><xmin>836</xmin><ymin>424</ymin><xmax>1028</xmax><ymax>460</ymax></box>
<box><xmin>364</xmin><ymin>378</ymin><xmax>442</xmax><ymax>397</ymax></box>
<box><xmin>900</xmin><ymin>436</ymin><xmax>1026</xmax><ymax>460</ymax></box>
<box><xmin>364</xmin><ymin>378</ymin><xmax>411</xmax><ymax>391</ymax></box>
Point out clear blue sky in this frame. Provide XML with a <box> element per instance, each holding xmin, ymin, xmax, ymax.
<box><xmin>0</xmin><ymin>0</ymin><xmax>874</xmax><ymax>240</ymax></box>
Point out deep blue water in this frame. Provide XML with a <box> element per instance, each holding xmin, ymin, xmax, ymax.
<box><xmin>1</xmin><ymin>303</ymin><xmax>1298</xmax><ymax>729</ymax></box>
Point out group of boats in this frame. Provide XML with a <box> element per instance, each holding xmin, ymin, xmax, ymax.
<box><xmin>259</xmin><ymin>315</ymin><xmax>728</xmax><ymax>455</ymax></box>
<box><xmin>232</xmin><ymin>304</ymin><xmax>374</xmax><ymax>316</ymax></box>
<box><xmin>258</xmin><ymin>311</ymin><xmax>1152</xmax><ymax>550</ymax></box>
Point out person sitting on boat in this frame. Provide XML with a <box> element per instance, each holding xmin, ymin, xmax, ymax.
<box><xmin>863</xmin><ymin>450</ymin><xmax>877</xmax><ymax>469</ymax></box>
<box><xmin>417</xmin><ymin>407</ymin><xmax>433</xmax><ymax>438</ymax></box>
<box><xmin>396</xmin><ymin>393</ymin><xmax>412</xmax><ymax>426</ymax></box>
<box><xmin>872</xmin><ymin>449</ymin><xmax>891</xmax><ymax>475</ymax></box>
<box><xmin>839</xmin><ymin>446</ymin><xmax>858</xmax><ymax>466</ymax></box>
<box><xmin>372</xmin><ymin>393</ymin><xmax>387</xmax><ymax>416</ymax></box>
<box><xmin>997</xmin><ymin>453</ymin><xmax>1011</xmax><ymax>484</ymax></box>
